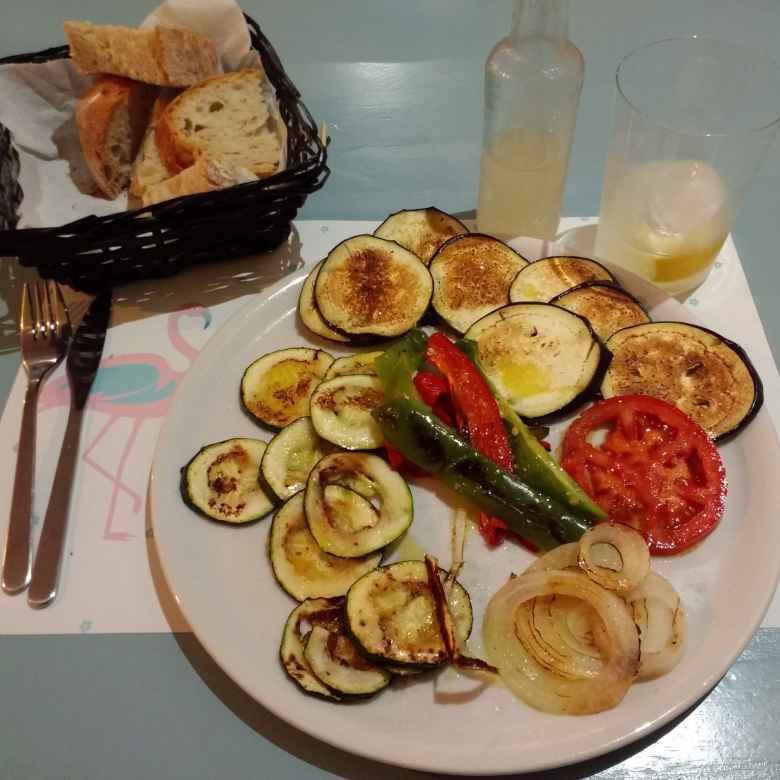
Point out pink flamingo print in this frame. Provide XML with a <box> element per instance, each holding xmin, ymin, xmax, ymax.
<box><xmin>39</xmin><ymin>305</ymin><xmax>212</xmax><ymax>541</ymax></box>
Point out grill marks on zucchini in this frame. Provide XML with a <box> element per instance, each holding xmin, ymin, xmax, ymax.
<box><xmin>304</xmin><ymin>625</ymin><xmax>392</xmax><ymax>697</ymax></box>
<box><xmin>324</xmin><ymin>351</ymin><xmax>383</xmax><ymax>380</ymax></box>
<box><xmin>373</xmin><ymin>207</ymin><xmax>469</xmax><ymax>265</ymax></box>
<box><xmin>270</xmin><ymin>493</ymin><xmax>382</xmax><ymax>600</ymax></box>
<box><xmin>466</xmin><ymin>303</ymin><xmax>604</xmax><ymax>420</ymax></box>
<box><xmin>181</xmin><ymin>438</ymin><xmax>274</xmax><ymax>524</ymax></box>
<box><xmin>430</xmin><ymin>234</ymin><xmax>529</xmax><ymax>334</ymax></box>
<box><xmin>602</xmin><ymin>321</ymin><xmax>763</xmax><ymax>440</ymax></box>
<box><xmin>510</xmin><ymin>256</ymin><xmax>616</xmax><ymax>303</ymax></box>
<box><xmin>551</xmin><ymin>282</ymin><xmax>650</xmax><ymax>342</ymax></box>
<box><xmin>305</xmin><ymin>452</ymin><xmax>413</xmax><ymax>557</ymax></box>
<box><xmin>314</xmin><ymin>235</ymin><xmax>433</xmax><ymax>339</ymax></box>
<box><xmin>345</xmin><ymin>561</ymin><xmax>473</xmax><ymax>668</ymax></box>
<box><xmin>281</xmin><ymin>598</ymin><xmax>345</xmax><ymax>699</ymax></box>
<box><xmin>310</xmin><ymin>374</ymin><xmax>385</xmax><ymax>450</ymax></box>
<box><xmin>241</xmin><ymin>348</ymin><xmax>334</xmax><ymax>429</ymax></box>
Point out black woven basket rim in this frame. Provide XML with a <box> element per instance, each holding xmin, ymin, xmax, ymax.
<box><xmin>0</xmin><ymin>12</ymin><xmax>329</xmax><ymax>253</ymax></box>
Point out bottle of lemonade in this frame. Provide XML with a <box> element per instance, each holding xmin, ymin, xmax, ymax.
<box><xmin>477</xmin><ymin>0</ymin><xmax>584</xmax><ymax>241</ymax></box>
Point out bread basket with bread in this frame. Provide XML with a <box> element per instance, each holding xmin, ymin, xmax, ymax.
<box><xmin>0</xmin><ymin>14</ymin><xmax>328</xmax><ymax>293</ymax></box>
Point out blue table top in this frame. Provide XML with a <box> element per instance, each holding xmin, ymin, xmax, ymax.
<box><xmin>1</xmin><ymin>1</ymin><xmax>779</xmax><ymax>778</ymax></box>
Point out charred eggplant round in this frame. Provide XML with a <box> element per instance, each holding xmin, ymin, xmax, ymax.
<box><xmin>314</xmin><ymin>235</ymin><xmax>433</xmax><ymax>340</ymax></box>
<box><xmin>298</xmin><ymin>261</ymin><xmax>350</xmax><ymax>343</ymax></box>
<box><xmin>550</xmin><ymin>281</ymin><xmax>650</xmax><ymax>341</ymax></box>
<box><xmin>510</xmin><ymin>255</ymin><xmax>616</xmax><ymax>303</ymax></box>
<box><xmin>601</xmin><ymin>321</ymin><xmax>763</xmax><ymax>441</ymax></box>
<box><xmin>373</xmin><ymin>207</ymin><xmax>469</xmax><ymax>265</ymax></box>
<box><xmin>430</xmin><ymin>233</ymin><xmax>529</xmax><ymax>334</ymax></box>
<box><xmin>465</xmin><ymin>303</ymin><xmax>605</xmax><ymax>420</ymax></box>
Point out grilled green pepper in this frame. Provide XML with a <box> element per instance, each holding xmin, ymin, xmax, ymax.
<box><xmin>373</xmin><ymin>399</ymin><xmax>593</xmax><ymax>550</ymax></box>
<box><xmin>454</xmin><ymin>339</ymin><xmax>606</xmax><ymax>521</ymax></box>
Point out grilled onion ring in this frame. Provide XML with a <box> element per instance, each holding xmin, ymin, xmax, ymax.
<box><xmin>578</xmin><ymin>523</ymin><xmax>650</xmax><ymax>593</ymax></box>
<box><xmin>483</xmin><ymin>570</ymin><xmax>640</xmax><ymax>714</ymax></box>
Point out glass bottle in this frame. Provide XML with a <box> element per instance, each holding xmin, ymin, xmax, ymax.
<box><xmin>477</xmin><ymin>0</ymin><xmax>584</xmax><ymax>240</ymax></box>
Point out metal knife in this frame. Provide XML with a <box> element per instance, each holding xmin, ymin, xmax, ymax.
<box><xmin>28</xmin><ymin>292</ymin><xmax>111</xmax><ymax>608</ymax></box>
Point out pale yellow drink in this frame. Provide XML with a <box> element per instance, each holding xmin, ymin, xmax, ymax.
<box><xmin>477</xmin><ymin>128</ymin><xmax>570</xmax><ymax>241</ymax></box>
<box><xmin>596</xmin><ymin>159</ymin><xmax>730</xmax><ymax>295</ymax></box>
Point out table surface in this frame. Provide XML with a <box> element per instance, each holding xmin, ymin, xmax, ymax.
<box><xmin>2</xmin><ymin>2</ymin><xmax>780</xmax><ymax>778</ymax></box>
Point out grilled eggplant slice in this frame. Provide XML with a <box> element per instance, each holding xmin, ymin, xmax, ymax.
<box><xmin>314</xmin><ymin>235</ymin><xmax>433</xmax><ymax>340</ymax></box>
<box><xmin>430</xmin><ymin>233</ymin><xmax>529</xmax><ymax>334</ymax></box>
<box><xmin>260</xmin><ymin>417</ymin><xmax>331</xmax><ymax>502</ymax></box>
<box><xmin>550</xmin><ymin>281</ymin><xmax>651</xmax><ymax>341</ymax></box>
<box><xmin>323</xmin><ymin>351</ymin><xmax>383</xmax><ymax>380</ymax></box>
<box><xmin>309</xmin><ymin>374</ymin><xmax>385</xmax><ymax>450</ymax></box>
<box><xmin>270</xmin><ymin>493</ymin><xmax>382</xmax><ymax>600</ymax></box>
<box><xmin>304</xmin><ymin>625</ymin><xmax>392</xmax><ymax>697</ymax></box>
<box><xmin>305</xmin><ymin>452</ymin><xmax>413</xmax><ymax>557</ymax></box>
<box><xmin>241</xmin><ymin>348</ymin><xmax>334</xmax><ymax>429</ymax></box>
<box><xmin>509</xmin><ymin>256</ymin><xmax>616</xmax><ymax>303</ymax></box>
<box><xmin>281</xmin><ymin>598</ymin><xmax>344</xmax><ymax>700</ymax></box>
<box><xmin>345</xmin><ymin>561</ymin><xmax>473</xmax><ymax>669</ymax></box>
<box><xmin>181</xmin><ymin>438</ymin><xmax>274</xmax><ymax>524</ymax></box>
<box><xmin>373</xmin><ymin>207</ymin><xmax>469</xmax><ymax>265</ymax></box>
<box><xmin>298</xmin><ymin>261</ymin><xmax>350</xmax><ymax>343</ymax></box>
<box><xmin>465</xmin><ymin>303</ymin><xmax>605</xmax><ymax>420</ymax></box>
<box><xmin>602</xmin><ymin>321</ymin><xmax>763</xmax><ymax>441</ymax></box>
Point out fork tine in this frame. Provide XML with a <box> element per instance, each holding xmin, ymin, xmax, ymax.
<box><xmin>30</xmin><ymin>282</ymin><xmax>44</xmax><ymax>341</ymax></box>
<box><xmin>20</xmin><ymin>282</ymin><xmax>33</xmax><ymax>338</ymax></box>
<box><xmin>39</xmin><ymin>281</ymin><xmax>53</xmax><ymax>340</ymax></box>
<box><xmin>51</xmin><ymin>281</ymin><xmax>71</xmax><ymax>341</ymax></box>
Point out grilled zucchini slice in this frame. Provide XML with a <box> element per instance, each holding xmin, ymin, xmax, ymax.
<box><xmin>373</xmin><ymin>207</ymin><xmax>469</xmax><ymax>265</ymax></box>
<box><xmin>323</xmin><ymin>351</ymin><xmax>383</xmax><ymax>380</ymax></box>
<box><xmin>260</xmin><ymin>417</ymin><xmax>331</xmax><ymax>502</ymax></box>
<box><xmin>180</xmin><ymin>438</ymin><xmax>274</xmax><ymax>524</ymax></box>
<box><xmin>465</xmin><ymin>303</ymin><xmax>605</xmax><ymax>420</ymax></box>
<box><xmin>601</xmin><ymin>321</ymin><xmax>763</xmax><ymax>441</ymax></box>
<box><xmin>314</xmin><ymin>235</ymin><xmax>433</xmax><ymax>340</ymax></box>
<box><xmin>345</xmin><ymin>561</ymin><xmax>473</xmax><ymax>669</ymax></box>
<box><xmin>550</xmin><ymin>281</ymin><xmax>650</xmax><ymax>341</ymax></box>
<box><xmin>509</xmin><ymin>255</ymin><xmax>616</xmax><ymax>303</ymax></box>
<box><xmin>241</xmin><ymin>347</ymin><xmax>334</xmax><ymax>429</ymax></box>
<box><xmin>298</xmin><ymin>261</ymin><xmax>350</xmax><ymax>343</ymax></box>
<box><xmin>305</xmin><ymin>452</ymin><xmax>413</xmax><ymax>557</ymax></box>
<box><xmin>304</xmin><ymin>625</ymin><xmax>392</xmax><ymax>697</ymax></box>
<box><xmin>309</xmin><ymin>374</ymin><xmax>385</xmax><ymax>450</ymax></box>
<box><xmin>270</xmin><ymin>493</ymin><xmax>382</xmax><ymax>601</ymax></box>
<box><xmin>430</xmin><ymin>233</ymin><xmax>529</xmax><ymax>334</ymax></box>
<box><xmin>280</xmin><ymin>598</ymin><xmax>344</xmax><ymax>700</ymax></box>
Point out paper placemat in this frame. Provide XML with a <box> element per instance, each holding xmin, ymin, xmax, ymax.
<box><xmin>0</xmin><ymin>218</ymin><xmax>778</xmax><ymax>634</ymax></box>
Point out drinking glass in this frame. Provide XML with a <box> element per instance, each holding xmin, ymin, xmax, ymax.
<box><xmin>596</xmin><ymin>36</ymin><xmax>780</xmax><ymax>295</ymax></box>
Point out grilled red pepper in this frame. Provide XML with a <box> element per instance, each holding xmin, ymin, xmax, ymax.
<box><xmin>425</xmin><ymin>332</ymin><xmax>516</xmax><ymax>546</ymax></box>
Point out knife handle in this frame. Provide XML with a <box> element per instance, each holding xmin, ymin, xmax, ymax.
<box><xmin>28</xmin><ymin>405</ymin><xmax>84</xmax><ymax>609</ymax></box>
<box><xmin>1</xmin><ymin>379</ymin><xmax>40</xmax><ymax>594</ymax></box>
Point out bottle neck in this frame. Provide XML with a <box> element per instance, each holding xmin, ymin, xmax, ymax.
<box><xmin>511</xmin><ymin>0</ymin><xmax>569</xmax><ymax>43</ymax></box>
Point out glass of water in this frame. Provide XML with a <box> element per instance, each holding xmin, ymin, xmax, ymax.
<box><xmin>596</xmin><ymin>36</ymin><xmax>780</xmax><ymax>295</ymax></box>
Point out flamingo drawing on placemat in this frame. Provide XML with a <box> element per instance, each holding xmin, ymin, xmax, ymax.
<box><xmin>39</xmin><ymin>305</ymin><xmax>212</xmax><ymax>541</ymax></box>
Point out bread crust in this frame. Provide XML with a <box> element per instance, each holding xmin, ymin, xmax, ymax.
<box><xmin>76</xmin><ymin>76</ymin><xmax>155</xmax><ymax>198</ymax></box>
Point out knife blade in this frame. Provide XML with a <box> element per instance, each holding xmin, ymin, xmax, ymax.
<box><xmin>28</xmin><ymin>292</ymin><xmax>111</xmax><ymax>608</ymax></box>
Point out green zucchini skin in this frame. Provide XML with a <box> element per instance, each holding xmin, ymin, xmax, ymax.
<box><xmin>373</xmin><ymin>400</ymin><xmax>594</xmax><ymax>550</ymax></box>
<box><xmin>180</xmin><ymin>438</ymin><xmax>274</xmax><ymax>525</ymax></box>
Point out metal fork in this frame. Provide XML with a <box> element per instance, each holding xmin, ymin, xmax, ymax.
<box><xmin>1</xmin><ymin>281</ymin><xmax>71</xmax><ymax>594</ymax></box>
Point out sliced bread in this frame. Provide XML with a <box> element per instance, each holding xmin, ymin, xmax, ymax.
<box><xmin>141</xmin><ymin>156</ymin><xmax>258</xmax><ymax>207</ymax></box>
<box><xmin>155</xmin><ymin>69</ymin><xmax>281</xmax><ymax>177</ymax></box>
<box><xmin>75</xmin><ymin>75</ymin><xmax>157</xmax><ymax>199</ymax></box>
<box><xmin>129</xmin><ymin>95</ymin><xmax>174</xmax><ymax>205</ymax></box>
<box><xmin>64</xmin><ymin>21</ymin><xmax>218</xmax><ymax>87</ymax></box>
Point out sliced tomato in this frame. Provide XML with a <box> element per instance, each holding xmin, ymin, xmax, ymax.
<box><xmin>561</xmin><ymin>395</ymin><xmax>726</xmax><ymax>554</ymax></box>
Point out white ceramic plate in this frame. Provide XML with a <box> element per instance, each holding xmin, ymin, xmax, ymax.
<box><xmin>150</xmin><ymin>238</ymin><xmax>780</xmax><ymax>775</ymax></box>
